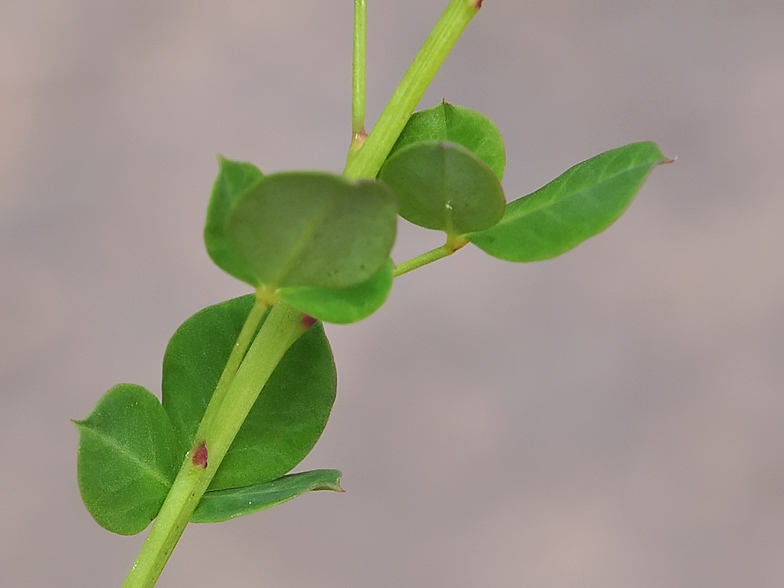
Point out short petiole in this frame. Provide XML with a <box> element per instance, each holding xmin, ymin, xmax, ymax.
<box><xmin>393</xmin><ymin>235</ymin><xmax>468</xmax><ymax>278</ymax></box>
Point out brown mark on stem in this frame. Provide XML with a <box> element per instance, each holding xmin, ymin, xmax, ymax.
<box><xmin>192</xmin><ymin>441</ymin><xmax>208</xmax><ymax>469</ymax></box>
<box><xmin>475</xmin><ymin>0</ymin><xmax>483</xmax><ymax>9</ymax></box>
<box><xmin>301</xmin><ymin>314</ymin><xmax>317</xmax><ymax>329</ymax></box>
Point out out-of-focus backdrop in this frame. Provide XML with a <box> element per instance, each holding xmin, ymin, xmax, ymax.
<box><xmin>2</xmin><ymin>1</ymin><xmax>783</xmax><ymax>586</ymax></box>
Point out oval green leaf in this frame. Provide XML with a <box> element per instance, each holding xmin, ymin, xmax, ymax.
<box><xmin>379</xmin><ymin>141</ymin><xmax>506</xmax><ymax>236</ymax></box>
<box><xmin>279</xmin><ymin>258</ymin><xmax>393</xmax><ymax>324</ymax></box>
<box><xmin>75</xmin><ymin>384</ymin><xmax>180</xmax><ymax>535</ymax></box>
<box><xmin>161</xmin><ymin>295</ymin><xmax>337</xmax><ymax>491</ymax></box>
<box><xmin>466</xmin><ymin>142</ymin><xmax>670</xmax><ymax>261</ymax></box>
<box><xmin>225</xmin><ymin>172</ymin><xmax>397</xmax><ymax>290</ymax></box>
<box><xmin>389</xmin><ymin>100</ymin><xmax>506</xmax><ymax>181</ymax></box>
<box><xmin>192</xmin><ymin>469</ymin><xmax>343</xmax><ymax>523</ymax></box>
<box><xmin>204</xmin><ymin>157</ymin><xmax>264</xmax><ymax>286</ymax></box>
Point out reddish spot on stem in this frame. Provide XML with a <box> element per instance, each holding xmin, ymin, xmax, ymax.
<box><xmin>192</xmin><ymin>442</ymin><xmax>208</xmax><ymax>469</ymax></box>
<box><xmin>301</xmin><ymin>314</ymin><xmax>317</xmax><ymax>329</ymax></box>
<box><xmin>475</xmin><ymin>0</ymin><xmax>483</xmax><ymax>8</ymax></box>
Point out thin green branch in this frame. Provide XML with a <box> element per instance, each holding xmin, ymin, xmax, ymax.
<box><xmin>393</xmin><ymin>235</ymin><xmax>468</xmax><ymax>278</ymax></box>
<box><xmin>351</xmin><ymin>0</ymin><xmax>367</xmax><ymax>143</ymax></box>
<box><xmin>344</xmin><ymin>0</ymin><xmax>481</xmax><ymax>179</ymax></box>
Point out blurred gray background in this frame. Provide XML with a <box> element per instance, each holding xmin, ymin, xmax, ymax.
<box><xmin>2</xmin><ymin>0</ymin><xmax>783</xmax><ymax>586</ymax></box>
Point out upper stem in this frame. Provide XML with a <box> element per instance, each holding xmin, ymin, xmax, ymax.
<box><xmin>344</xmin><ymin>0</ymin><xmax>481</xmax><ymax>179</ymax></box>
<box><xmin>351</xmin><ymin>0</ymin><xmax>367</xmax><ymax>141</ymax></box>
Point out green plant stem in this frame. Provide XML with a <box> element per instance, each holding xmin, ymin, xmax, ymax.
<box><xmin>393</xmin><ymin>235</ymin><xmax>467</xmax><ymax>277</ymax></box>
<box><xmin>344</xmin><ymin>0</ymin><xmax>481</xmax><ymax>179</ymax></box>
<box><xmin>121</xmin><ymin>302</ymin><xmax>306</xmax><ymax>588</ymax></box>
<box><xmin>195</xmin><ymin>297</ymin><xmax>268</xmax><ymax>436</ymax></box>
<box><xmin>350</xmin><ymin>0</ymin><xmax>367</xmax><ymax>154</ymax></box>
<box><xmin>121</xmin><ymin>2</ymin><xmax>483</xmax><ymax>585</ymax></box>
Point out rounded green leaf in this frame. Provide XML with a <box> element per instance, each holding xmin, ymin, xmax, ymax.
<box><xmin>161</xmin><ymin>295</ymin><xmax>337</xmax><ymax>491</ymax></box>
<box><xmin>389</xmin><ymin>100</ymin><xmax>506</xmax><ymax>181</ymax></box>
<box><xmin>225</xmin><ymin>172</ymin><xmax>397</xmax><ymax>289</ymax></box>
<box><xmin>212</xmin><ymin>318</ymin><xmax>336</xmax><ymax>490</ymax></box>
<box><xmin>379</xmin><ymin>140</ymin><xmax>506</xmax><ymax>236</ymax></box>
<box><xmin>204</xmin><ymin>157</ymin><xmax>264</xmax><ymax>286</ymax></box>
<box><xmin>75</xmin><ymin>384</ymin><xmax>180</xmax><ymax>535</ymax></box>
<box><xmin>192</xmin><ymin>469</ymin><xmax>343</xmax><ymax>523</ymax></box>
<box><xmin>279</xmin><ymin>258</ymin><xmax>394</xmax><ymax>324</ymax></box>
<box><xmin>467</xmin><ymin>142</ymin><xmax>670</xmax><ymax>262</ymax></box>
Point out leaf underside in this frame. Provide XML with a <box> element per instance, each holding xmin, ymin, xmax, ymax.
<box><xmin>389</xmin><ymin>100</ymin><xmax>506</xmax><ymax>181</ymax></box>
<box><xmin>380</xmin><ymin>141</ymin><xmax>505</xmax><ymax>235</ymax></box>
<box><xmin>192</xmin><ymin>469</ymin><xmax>343</xmax><ymax>523</ymax></box>
<box><xmin>225</xmin><ymin>172</ymin><xmax>397</xmax><ymax>290</ymax></box>
<box><xmin>280</xmin><ymin>258</ymin><xmax>394</xmax><ymax>324</ymax></box>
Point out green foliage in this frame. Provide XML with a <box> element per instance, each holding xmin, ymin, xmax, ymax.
<box><xmin>162</xmin><ymin>294</ymin><xmax>337</xmax><ymax>490</ymax></box>
<box><xmin>161</xmin><ymin>294</ymin><xmax>260</xmax><ymax>454</ymax></box>
<box><xmin>225</xmin><ymin>171</ymin><xmax>397</xmax><ymax>290</ymax></box>
<box><xmin>75</xmin><ymin>384</ymin><xmax>180</xmax><ymax>535</ymax></box>
<box><xmin>204</xmin><ymin>157</ymin><xmax>265</xmax><ymax>287</ymax></box>
<box><xmin>192</xmin><ymin>469</ymin><xmax>343</xmax><ymax>523</ymax></box>
<box><xmin>380</xmin><ymin>141</ymin><xmax>506</xmax><ymax>236</ymax></box>
<box><xmin>206</xmin><ymin>314</ymin><xmax>336</xmax><ymax>490</ymax></box>
<box><xmin>76</xmin><ymin>5</ymin><xmax>670</xmax><ymax>586</ymax></box>
<box><xmin>467</xmin><ymin>142</ymin><xmax>668</xmax><ymax>261</ymax></box>
<box><xmin>77</xmin><ymin>295</ymin><xmax>337</xmax><ymax>534</ymax></box>
<box><xmin>279</xmin><ymin>258</ymin><xmax>394</xmax><ymax>324</ymax></box>
<box><xmin>389</xmin><ymin>100</ymin><xmax>506</xmax><ymax>180</ymax></box>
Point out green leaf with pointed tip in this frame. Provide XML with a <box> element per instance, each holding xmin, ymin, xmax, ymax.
<box><xmin>161</xmin><ymin>295</ymin><xmax>337</xmax><ymax>491</ymax></box>
<box><xmin>191</xmin><ymin>469</ymin><xmax>343</xmax><ymax>523</ymax></box>
<box><xmin>279</xmin><ymin>258</ymin><xmax>393</xmax><ymax>324</ymax></box>
<box><xmin>379</xmin><ymin>141</ymin><xmax>506</xmax><ymax>236</ymax></box>
<box><xmin>389</xmin><ymin>101</ymin><xmax>506</xmax><ymax>181</ymax></box>
<box><xmin>204</xmin><ymin>157</ymin><xmax>264</xmax><ymax>286</ymax></box>
<box><xmin>75</xmin><ymin>384</ymin><xmax>180</xmax><ymax>535</ymax></box>
<box><xmin>467</xmin><ymin>142</ymin><xmax>669</xmax><ymax>262</ymax></box>
<box><xmin>225</xmin><ymin>172</ymin><xmax>397</xmax><ymax>290</ymax></box>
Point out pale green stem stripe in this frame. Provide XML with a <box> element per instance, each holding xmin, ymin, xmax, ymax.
<box><xmin>195</xmin><ymin>298</ymin><xmax>268</xmax><ymax>436</ymax></box>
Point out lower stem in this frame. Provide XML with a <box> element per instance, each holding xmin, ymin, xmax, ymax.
<box><xmin>121</xmin><ymin>302</ymin><xmax>306</xmax><ymax>588</ymax></box>
<box><xmin>196</xmin><ymin>297</ymin><xmax>268</xmax><ymax>436</ymax></box>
